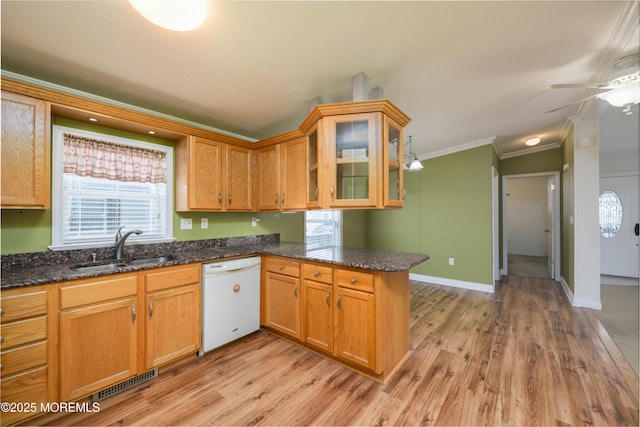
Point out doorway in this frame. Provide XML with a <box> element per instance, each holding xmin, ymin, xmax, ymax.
<box><xmin>502</xmin><ymin>172</ymin><xmax>560</xmax><ymax>280</ymax></box>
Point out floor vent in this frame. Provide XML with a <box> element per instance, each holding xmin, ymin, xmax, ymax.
<box><xmin>92</xmin><ymin>369</ymin><xmax>158</xmax><ymax>402</ymax></box>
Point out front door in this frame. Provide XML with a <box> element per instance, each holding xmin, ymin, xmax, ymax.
<box><xmin>600</xmin><ymin>175</ymin><xmax>639</xmax><ymax>278</ymax></box>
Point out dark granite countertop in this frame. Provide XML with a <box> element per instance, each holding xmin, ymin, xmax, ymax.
<box><xmin>1</xmin><ymin>236</ymin><xmax>429</xmax><ymax>289</ymax></box>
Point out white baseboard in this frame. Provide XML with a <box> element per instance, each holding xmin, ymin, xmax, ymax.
<box><xmin>409</xmin><ymin>273</ymin><xmax>494</xmax><ymax>293</ymax></box>
<box><xmin>560</xmin><ymin>276</ymin><xmax>603</xmax><ymax>310</ymax></box>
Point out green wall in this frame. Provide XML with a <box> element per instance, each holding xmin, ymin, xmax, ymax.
<box><xmin>561</xmin><ymin>129</ymin><xmax>575</xmax><ymax>292</ymax></box>
<box><xmin>367</xmin><ymin>145</ymin><xmax>495</xmax><ymax>285</ymax></box>
<box><xmin>500</xmin><ymin>148</ymin><xmax>562</xmax><ymax>175</ymax></box>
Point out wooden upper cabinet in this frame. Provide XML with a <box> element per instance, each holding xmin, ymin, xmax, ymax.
<box><xmin>176</xmin><ymin>136</ymin><xmax>252</xmax><ymax>211</ymax></box>
<box><xmin>1</xmin><ymin>91</ymin><xmax>51</xmax><ymax>209</ymax></box>
<box><xmin>255</xmin><ymin>137</ymin><xmax>307</xmax><ymax>212</ymax></box>
<box><xmin>176</xmin><ymin>136</ymin><xmax>224</xmax><ymax>211</ymax></box>
<box><xmin>226</xmin><ymin>145</ymin><xmax>252</xmax><ymax>211</ymax></box>
<box><xmin>300</xmin><ymin>100</ymin><xmax>410</xmax><ymax>210</ymax></box>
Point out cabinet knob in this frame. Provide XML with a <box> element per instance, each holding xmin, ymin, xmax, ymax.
<box><xmin>313</xmin><ymin>271</ymin><xmax>320</xmax><ymax>277</ymax></box>
<box><xmin>350</xmin><ymin>278</ymin><xmax>356</xmax><ymax>284</ymax></box>
<box><xmin>278</xmin><ymin>265</ymin><xmax>284</xmax><ymax>270</ymax></box>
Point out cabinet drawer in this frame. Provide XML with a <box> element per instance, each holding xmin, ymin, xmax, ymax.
<box><xmin>1</xmin><ymin>340</ymin><xmax>47</xmax><ymax>376</ymax></box>
<box><xmin>336</xmin><ymin>269</ymin><xmax>374</xmax><ymax>293</ymax></box>
<box><xmin>1</xmin><ymin>288</ymin><xmax>47</xmax><ymax>323</ymax></box>
<box><xmin>265</xmin><ymin>257</ymin><xmax>300</xmax><ymax>277</ymax></box>
<box><xmin>144</xmin><ymin>264</ymin><xmax>201</xmax><ymax>292</ymax></box>
<box><xmin>60</xmin><ymin>274</ymin><xmax>138</xmax><ymax>309</ymax></box>
<box><xmin>303</xmin><ymin>263</ymin><xmax>333</xmax><ymax>284</ymax></box>
<box><xmin>1</xmin><ymin>316</ymin><xmax>47</xmax><ymax>350</ymax></box>
<box><xmin>1</xmin><ymin>365</ymin><xmax>48</xmax><ymax>425</ymax></box>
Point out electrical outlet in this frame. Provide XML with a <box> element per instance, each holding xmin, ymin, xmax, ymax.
<box><xmin>201</xmin><ymin>218</ymin><xmax>208</xmax><ymax>229</ymax></box>
<box><xmin>251</xmin><ymin>218</ymin><xmax>260</xmax><ymax>227</ymax></box>
<box><xmin>180</xmin><ymin>218</ymin><xmax>192</xmax><ymax>230</ymax></box>
<box><xmin>449</xmin><ymin>258</ymin><xmax>455</xmax><ymax>266</ymax></box>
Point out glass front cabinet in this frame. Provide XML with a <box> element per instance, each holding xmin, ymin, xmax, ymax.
<box><xmin>302</xmin><ymin>100</ymin><xmax>410</xmax><ymax>210</ymax></box>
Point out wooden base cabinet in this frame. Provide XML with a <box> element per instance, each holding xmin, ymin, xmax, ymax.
<box><xmin>59</xmin><ymin>274</ymin><xmax>139</xmax><ymax>401</ymax></box>
<box><xmin>0</xmin><ymin>285</ymin><xmax>56</xmax><ymax>426</ymax></box>
<box><xmin>263</xmin><ymin>257</ymin><xmax>301</xmax><ymax>339</ymax></box>
<box><xmin>265</xmin><ymin>258</ymin><xmax>410</xmax><ymax>383</ymax></box>
<box><xmin>143</xmin><ymin>264</ymin><xmax>201</xmax><ymax>370</ymax></box>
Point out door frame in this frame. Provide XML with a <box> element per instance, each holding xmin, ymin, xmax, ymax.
<box><xmin>502</xmin><ymin>172</ymin><xmax>561</xmax><ymax>279</ymax></box>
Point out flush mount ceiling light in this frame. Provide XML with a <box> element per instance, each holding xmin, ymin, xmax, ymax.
<box><xmin>128</xmin><ymin>0</ymin><xmax>207</xmax><ymax>31</ymax></box>
<box><xmin>525</xmin><ymin>137</ymin><xmax>541</xmax><ymax>146</ymax></box>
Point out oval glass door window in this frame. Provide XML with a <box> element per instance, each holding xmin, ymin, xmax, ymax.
<box><xmin>599</xmin><ymin>190</ymin><xmax>623</xmax><ymax>238</ymax></box>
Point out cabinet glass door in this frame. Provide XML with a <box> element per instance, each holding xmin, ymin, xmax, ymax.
<box><xmin>307</xmin><ymin>126</ymin><xmax>321</xmax><ymax>208</ymax></box>
<box><xmin>328</xmin><ymin>113</ymin><xmax>377</xmax><ymax>207</ymax></box>
<box><xmin>384</xmin><ymin>116</ymin><xmax>404</xmax><ymax>207</ymax></box>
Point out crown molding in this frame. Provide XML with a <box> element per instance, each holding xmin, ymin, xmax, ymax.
<box><xmin>419</xmin><ymin>136</ymin><xmax>496</xmax><ymax>161</ymax></box>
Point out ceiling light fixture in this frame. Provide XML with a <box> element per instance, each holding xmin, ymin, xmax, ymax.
<box><xmin>525</xmin><ymin>137</ymin><xmax>541</xmax><ymax>146</ymax></box>
<box><xmin>404</xmin><ymin>136</ymin><xmax>424</xmax><ymax>171</ymax></box>
<box><xmin>595</xmin><ymin>72</ymin><xmax>640</xmax><ymax>108</ymax></box>
<box><xmin>128</xmin><ymin>0</ymin><xmax>207</xmax><ymax>31</ymax></box>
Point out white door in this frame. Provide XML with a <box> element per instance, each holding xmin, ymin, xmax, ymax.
<box><xmin>600</xmin><ymin>175</ymin><xmax>639</xmax><ymax>278</ymax></box>
<box><xmin>546</xmin><ymin>176</ymin><xmax>555</xmax><ymax>278</ymax></box>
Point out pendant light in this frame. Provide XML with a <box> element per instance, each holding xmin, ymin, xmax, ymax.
<box><xmin>128</xmin><ymin>0</ymin><xmax>207</xmax><ymax>31</ymax></box>
<box><xmin>404</xmin><ymin>136</ymin><xmax>424</xmax><ymax>171</ymax></box>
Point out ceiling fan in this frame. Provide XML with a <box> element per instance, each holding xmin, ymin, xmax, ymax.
<box><xmin>546</xmin><ymin>54</ymin><xmax>640</xmax><ymax>114</ymax></box>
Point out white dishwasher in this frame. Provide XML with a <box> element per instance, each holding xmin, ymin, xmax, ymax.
<box><xmin>199</xmin><ymin>256</ymin><xmax>261</xmax><ymax>355</ymax></box>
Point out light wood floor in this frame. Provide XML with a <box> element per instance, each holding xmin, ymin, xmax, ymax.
<box><xmin>41</xmin><ymin>276</ymin><xmax>639</xmax><ymax>426</ymax></box>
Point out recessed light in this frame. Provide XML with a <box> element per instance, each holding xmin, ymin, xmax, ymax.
<box><xmin>88</xmin><ymin>117</ymin><xmax>99</xmax><ymax>122</ymax></box>
<box><xmin>525</xmin><ymin>137</ymin><xmax>541</xmax><ymax>146</ymax></box>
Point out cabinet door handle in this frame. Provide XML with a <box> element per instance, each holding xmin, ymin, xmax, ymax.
<box><xmin>330</xmin><ymin>185</ymin><xmax>335</xmax><ymax>200</ymax></box>
<box><xmin>228</xmin><ymin>193</ymin><xmax>232</xmax><ymax>205</ymax></box>
<box><xmin>294</xmin><ymin>285</ymin><xmax>298</xmax><ymax>298</ymax></box>
<box><xmin>0</xmin><ymin>336</ymin><xmax>3</xmax><ymax>344</ymax></box>
<box><xmin>314</xmin><ymin>185</ymin><xmax>320</xmax><ymax>201</ymax></box>
<box><xmin>131</xmin><ymin>304</ymin><xmax>137</xmax><ymax>323</ymax></box>
<box><xmin>326</xmin><ymin>291</ymin><xmax>331</xmax><ymax>308</ymax></box>
<box><xmin>337</xmin><ymin>294</ymin><xmax>342</xmax><ymax>310</ymax></box>
<box><xmin>282</xmin><ymin>192</ymin><xmax>285</xmax><ymax>205</ymax></box>
<box><xmin>274</xmin><ymin>193</ymin><xmax>279</xmax><ymax>204</ymax></box>
<box><xmin>0</xmin><ymin>307</ymin><xmax>4</xmax><ymax>316</ymax></box>
<box><xmin>402</xmin><ymin>187</ymin><xmax>406</xmax><ymax>200</ymax></box>
<box><xmin>149</xmin><ymin>300</ymin><xmax>153</xmax><ymax>318</ymax></box>
<box><xmin>218</xmin><ymin>192</ymin><xmax>223</xmax><ymax>203</ymax></box>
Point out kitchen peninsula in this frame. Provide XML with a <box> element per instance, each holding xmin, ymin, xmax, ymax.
<box><xmin>0</xmin><ymin>235</ymin><xmax>428</xmax><ymax>424</ymax></box>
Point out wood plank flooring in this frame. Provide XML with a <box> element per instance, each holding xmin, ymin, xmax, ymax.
<box><xmin>40</xmin><ymin>276</ymin><xmax>639</xmax><ymax>426</ymax></box>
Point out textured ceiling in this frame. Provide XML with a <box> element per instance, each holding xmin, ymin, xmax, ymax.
<box><xmin>1</xmin><ymin>1</ymin><xmax>638</xmax><ymax>158</ymax></box>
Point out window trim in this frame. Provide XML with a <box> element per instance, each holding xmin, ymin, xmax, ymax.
<box><xmin>50</xmin><ymin>125</ymin><xmax>174</xmax><ymax>251</ymax></box>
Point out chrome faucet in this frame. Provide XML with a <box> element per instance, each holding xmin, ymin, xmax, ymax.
<box><xmin>115</xmin><ymin>226</ymin><xmax>143</xmax><ymax>260</ymax></box>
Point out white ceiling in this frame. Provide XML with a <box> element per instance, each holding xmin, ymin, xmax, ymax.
<box><xmin>1</xmin><ymin>1</ymin><xmax>638</xmax><ymax>158</ymax></box>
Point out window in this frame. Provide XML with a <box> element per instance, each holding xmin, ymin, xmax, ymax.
<box><xmin>305</xmin><ymin>210</ymin><xmax>341</xmax><ymax>249</ymax></box>
<box><xmin>599</xmin><ymin>190</ymin><xmax>623</xmax><ymax>238</ymax></box>
<box><xmin>51</xmin><ymin>126</ymin><xmax>174</xmax><ymax>250</ymax></box>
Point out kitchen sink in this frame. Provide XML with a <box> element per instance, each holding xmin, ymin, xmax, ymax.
<box><xmin>127</xmin><ymin>256</ymin><xmax>175</xmax><ymax>266</ymax></box>
<box><xmin>71</xmin><ymin>256</ymin><xmax>175</xmax><ymax>273</ymax></box>
<box><xmin>72</xmin><ymin>262</ymin><xmax>128</xmax><ymax>273</ymax></box>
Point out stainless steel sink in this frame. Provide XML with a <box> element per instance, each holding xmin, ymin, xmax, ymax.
<box><xmin>127</xmin><ymin>256</ymin><xmax>175</xmax><ymax>266</ymax></box>
<box><xmin>72</xmin><ymin>262</ymin><xmax>128</xmax><ymax>273</ymax></box>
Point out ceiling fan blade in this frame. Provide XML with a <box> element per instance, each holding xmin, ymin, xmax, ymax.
<box><xmin>547</xmin><ymin>83</ymin><xmax>611</xmax><ymax>89</ymax></box>
<box><xmin>545</xmin><ymin>94</ymin><xmax>599</xmax><ymax>113</ymax></box>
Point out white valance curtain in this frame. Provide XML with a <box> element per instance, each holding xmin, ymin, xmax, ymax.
<box><xmin>63</xmin><ymin>133</ymin><xmax>167</xmax><ymax>184</ymax></box>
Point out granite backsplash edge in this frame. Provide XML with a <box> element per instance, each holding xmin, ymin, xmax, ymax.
<box><xmin>1</xmin><ymin>234</ymin><xmax>280</xmax><ymax>272</ymax></box>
